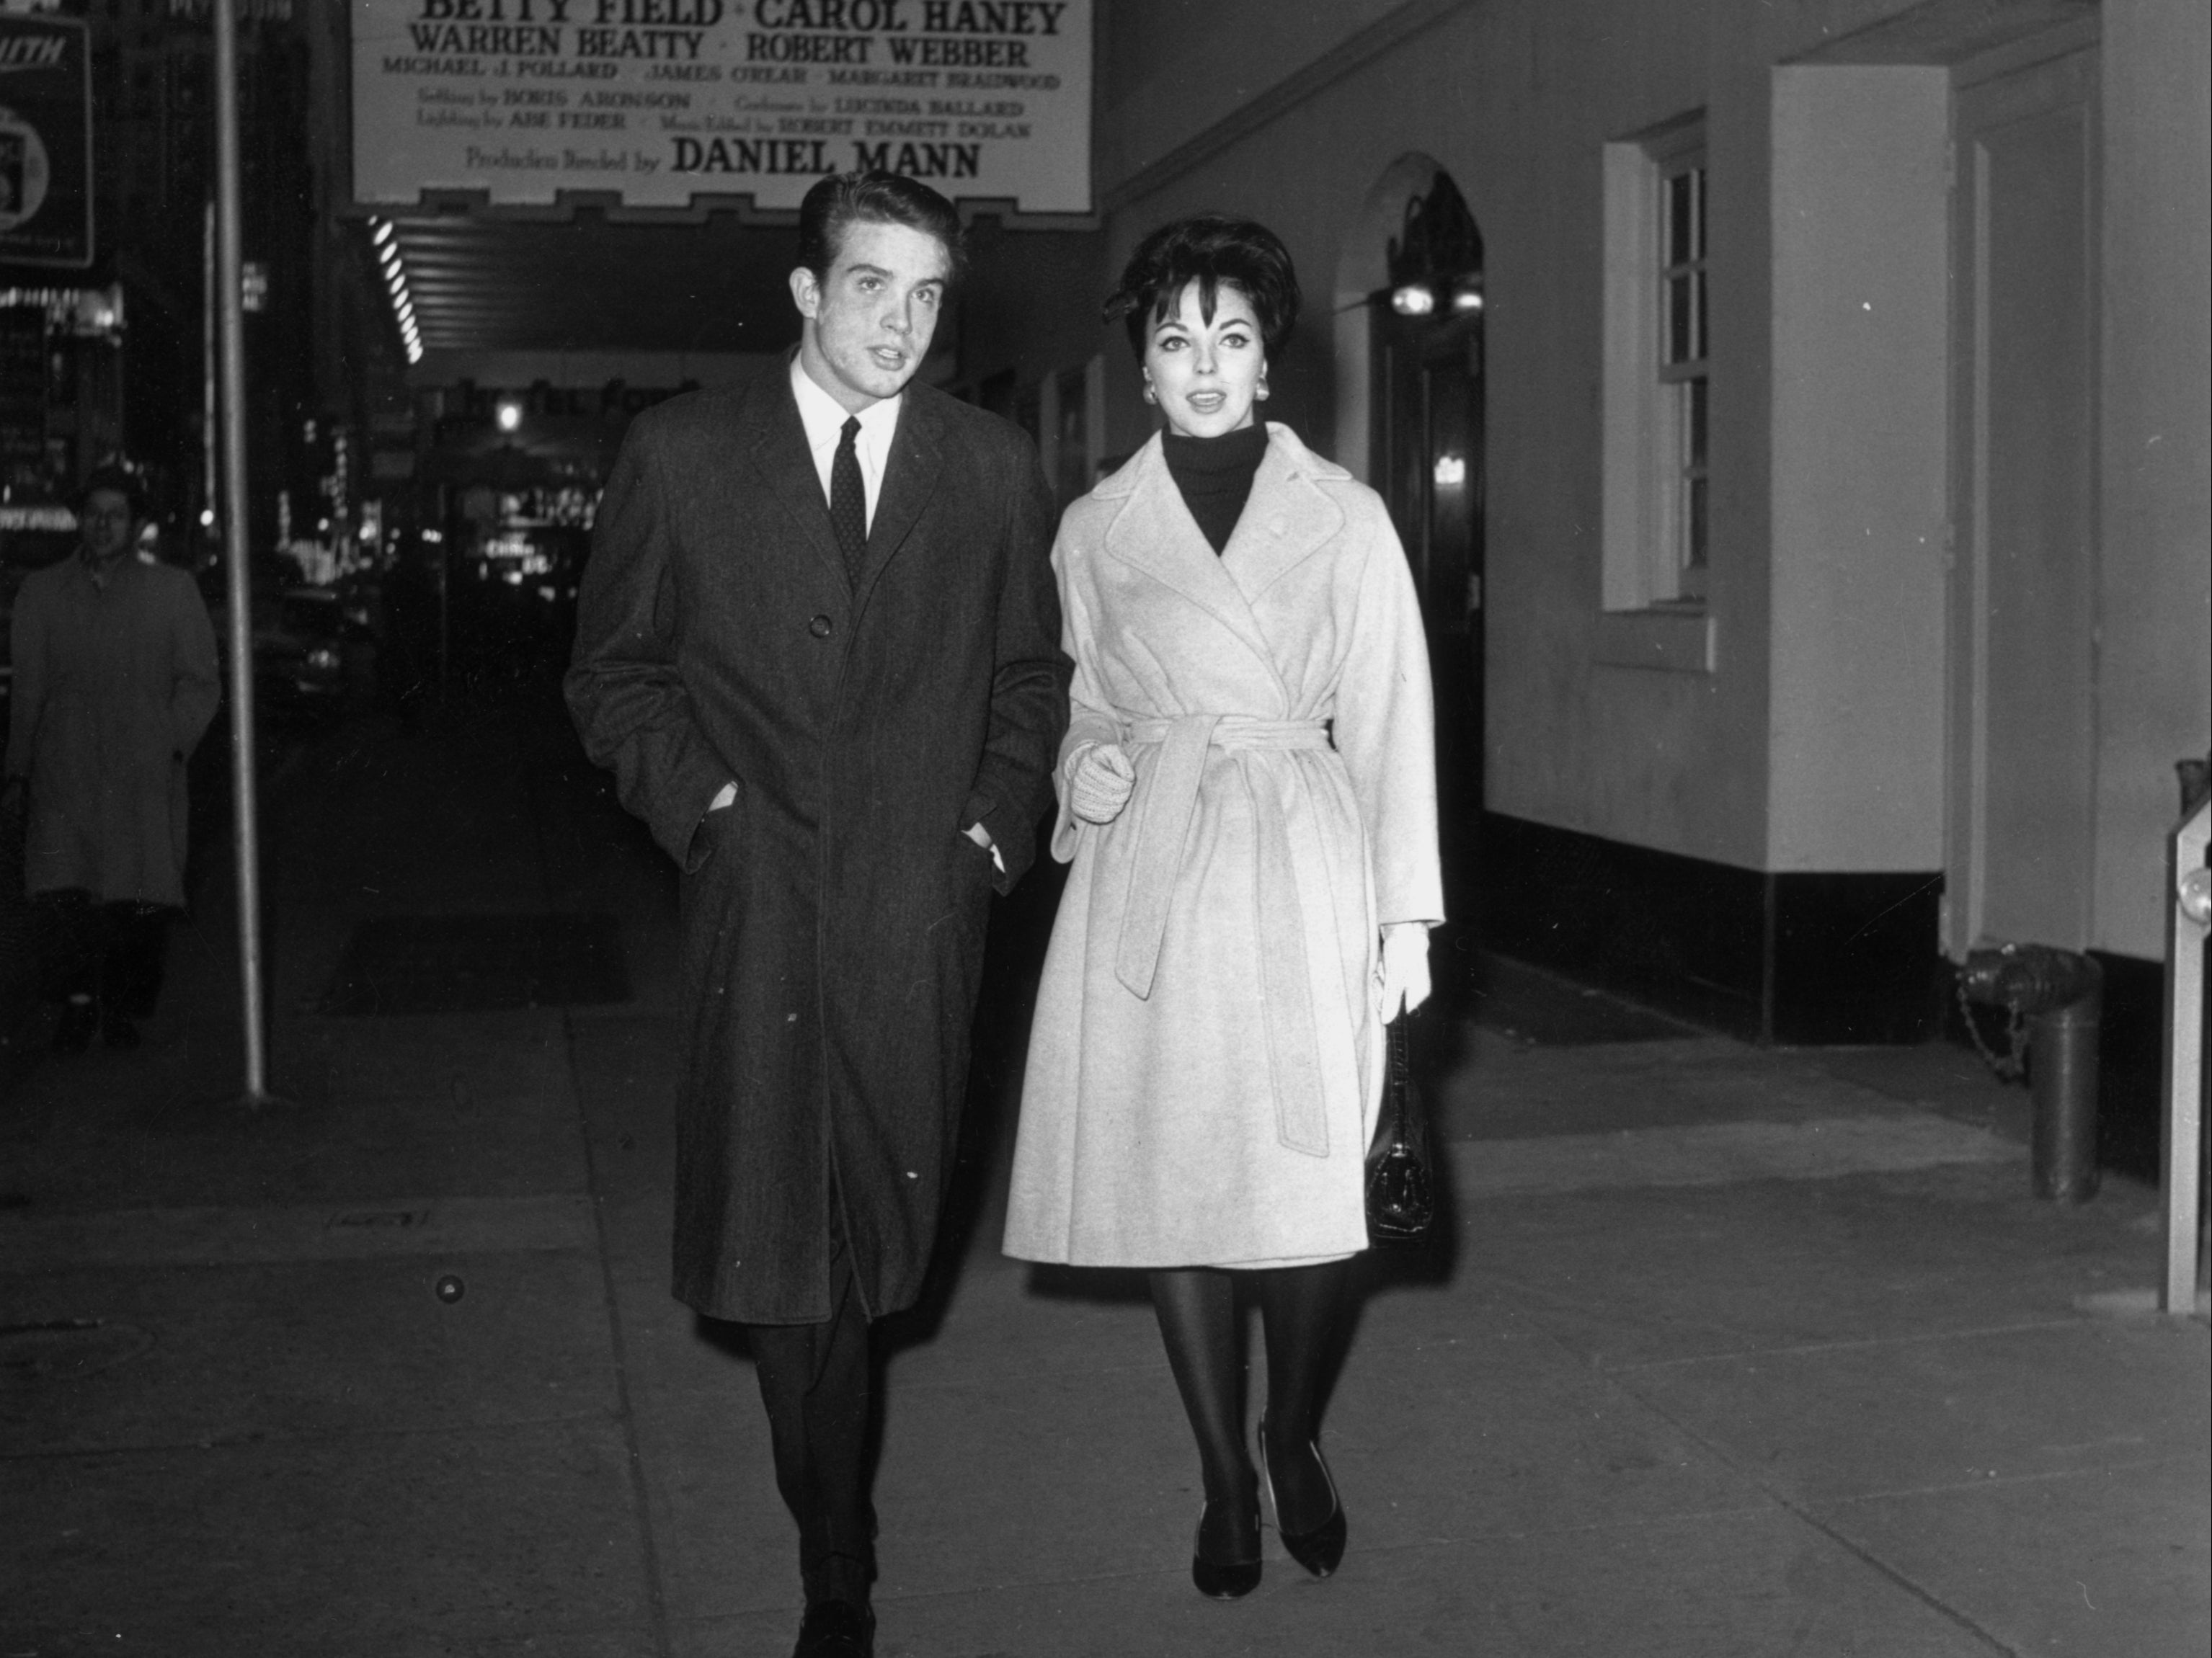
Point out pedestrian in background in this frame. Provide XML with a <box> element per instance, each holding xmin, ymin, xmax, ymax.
<box><xmin>567</xmin><ymin>171</ymin><xmax>1067</xmax><ymax>1658</ymax></box>
<box><xmin>1003</xmin><ymin>215</ymin><xmax>1443</xmax><ymax>1598</ymax></box>
<box><xmin>2</xmin><ymin>465</ymin><xmax>221</xmax><ymax>1052</ymax></box>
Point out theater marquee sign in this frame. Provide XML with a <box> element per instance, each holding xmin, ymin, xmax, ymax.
<box><xmin>351</xmin><ymin>1</ymin><xmax>1091</xmax><ymax>215</ymax></box>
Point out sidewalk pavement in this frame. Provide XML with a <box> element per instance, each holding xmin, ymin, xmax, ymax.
<box><xmin>2</xmin><ymin>690</ymin><xmax>2205</xmax><ymax>1658</ymax></box>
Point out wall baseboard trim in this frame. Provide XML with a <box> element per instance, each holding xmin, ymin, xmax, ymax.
<box><xmin>1476</xmin><ymin>813</ymin><xmax>1944</xmax><ymax>1045</ymax></box>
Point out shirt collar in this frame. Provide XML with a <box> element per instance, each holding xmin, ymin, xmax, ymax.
<box><xmin>76</xmin><ymin>546</ymin><xmax>134</xmax><ymax>588</ymax></box>
<box><xmin>789</xmin><ymin>354</ymin><xmax>901</xmax><ymax>455</ymax></box>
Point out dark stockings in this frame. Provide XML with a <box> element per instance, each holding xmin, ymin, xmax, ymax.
<box><xmin>1253</xmin><ymin>1260</ymin><xmax>1346</xmax><ymax>1534</ymax></box>
<box><xmin>748</xmin><ymin>1245</ymin><xmax>874</xmax><ymax>1607</ymax></box>
<box><xmin>1150</xmin><ymin>1267</ymin><xmax>1258</xmax><ymax>1562</ymax></box>
<box><xmin>1150</xmin><ymin>1258</ymin><xmax>1348</xmax><ymax>1556</ymax></box>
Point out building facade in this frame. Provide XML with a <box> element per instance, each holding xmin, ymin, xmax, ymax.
<box><xmin>957</xmin><ymin>0</ymin><xmax>2208</xmax><ymax>1102</ymax></box>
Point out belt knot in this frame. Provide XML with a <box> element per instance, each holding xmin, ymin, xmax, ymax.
<box><xmin>1111</xmin><ymin>710</ymin><xmax>1333</xmax><ymax>1156</ymax></box>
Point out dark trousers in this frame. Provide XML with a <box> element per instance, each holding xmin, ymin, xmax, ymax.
<box><xmin>35</xmin><ymin>891</ymin><xmax>169</xmax><ymax>1017</ymax></box>
<box><xmin>745</xmin><ymin>1219</ymin><xmax>875</xmax><ymax>1607</ymax></box>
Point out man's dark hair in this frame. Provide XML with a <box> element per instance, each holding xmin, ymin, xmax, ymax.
<box><xmin>796</xmin><ymin>169</ymin><xmax>964</xmax><ymax>282</ymax></box>
<box><xmin>1103</xmin><ymin>215</ymin><xmax>1302</xmax><ymax>359</ymax></box>
<box><xmin>77</xmin><ymin>463</ymin><xmax>148</xmax><ymax>522</ymax></box>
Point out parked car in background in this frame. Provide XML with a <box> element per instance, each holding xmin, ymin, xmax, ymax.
<box><xmin>264</xmin><ymin>586</ymin><xmax>378</xmax><ymax>713</ymax></box>
<box><xmin>207</xmin><ymin>574</ymin><xmax>381</xmax><ymax>723</ymax></box>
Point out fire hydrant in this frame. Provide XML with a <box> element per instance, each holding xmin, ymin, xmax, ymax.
<box><xmin>1958</xmin><ymin>943</ymin><xmax>2103</xmax><ymax>1202</ymax></box>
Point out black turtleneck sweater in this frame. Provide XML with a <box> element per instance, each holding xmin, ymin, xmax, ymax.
<box><xmin>1163</xmin><ymin>422</ymin><xmax>1268</xmax><ymax>555</ymax></box>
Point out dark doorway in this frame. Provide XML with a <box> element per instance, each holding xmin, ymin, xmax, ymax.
<box><xmin>1372</xmin><ymin>171</ymin><xmax>1484</xmax><ymax>922</ymax></box>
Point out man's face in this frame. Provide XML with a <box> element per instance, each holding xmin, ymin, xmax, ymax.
<box><xmin>791</xmin><ymin>218</ymin><xmax>951</xmax><ymax>414</ymax></box>
<box><xmin>81</xmin><ymin>489</ymin><xmax>135</xmax><ymax>563</ymax></box>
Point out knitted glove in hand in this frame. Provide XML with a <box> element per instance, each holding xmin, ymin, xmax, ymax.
<box><xmin>1067</xmin><ymin>742</ymin><xmax>1137</xmax><ymax>825</ymax></box>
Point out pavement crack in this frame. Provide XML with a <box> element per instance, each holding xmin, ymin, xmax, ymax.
<box><xmin>1578</xmin><ymin>1349</ymin><xmax>2027</xmax><ymax>1657</ymax></box>
<box><xmin>1829</xmin><ymin>1454</ymin><xmax>2180</xmax><ymax>1507</ymax></box>
<box><xmin>1599</xmin><ymin>1316</ymin><xmax>2089</xmax><ymax>1372</ymax></box>
<box><xmin>566</xmin><ymin>1007</ymin><xmax>675</xmax><ymax>1658</ymax></box>
<box><xmin>0</xmin><ymin>1407</ymin><xmax>625</xmax><ymax>1463</ymax></box>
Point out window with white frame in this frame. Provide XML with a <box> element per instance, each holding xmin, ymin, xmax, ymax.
<box><xmin>1602</xmin><ymin>115</ymin><xmax>1710</xmax><ymax>615</ymax></box>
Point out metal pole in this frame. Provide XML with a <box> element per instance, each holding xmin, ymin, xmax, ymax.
<box><xmin>2028</xmin><ymin>965</ymin><xmax>2102</xmax><ymax>1203</ymax></box>
<box><xmin>437</xmin><ymin>506</ymin><xmax>450</xmax><ymax>701</ymax></box>
<box><xmin>203</xmin><ymin>199</ymin><xmax>216</xmax><ymax>545</ymax></box>
<box><xmin>213</xmin><ymin>0</ymin><xmax>272</xmax><ymax>1105</ymax></box>
<box><xmin>2162</xmin><ymin>799</ymin><xmax>2209</xmax><ymax>1314</ymax></box>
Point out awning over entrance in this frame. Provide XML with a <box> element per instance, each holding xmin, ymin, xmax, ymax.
<box><xmin>377</xmin><ymin>211</ymin><xmax>804</xmax><ymax>359</ymax></box>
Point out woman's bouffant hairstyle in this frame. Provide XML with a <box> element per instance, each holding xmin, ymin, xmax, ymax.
<box><xmin>1102</xmin><ymin>215</ymin><xmax>1301</xmax><ymax>359</ymax></box>
<box><xmin>796</xmin><ymin>169</ymin><xmax>965</xmax><ymax>282</ymax></box>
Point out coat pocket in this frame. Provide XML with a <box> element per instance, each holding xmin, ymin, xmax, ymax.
<box><xmin>683</xmin><ymin>795</ymin><xmax>742</xmax><ymax>874</ymax></box>
<box><xmin>678</xmin><ymin>798</ymin><xmax>750</xmax><ymax>982</ymax></box>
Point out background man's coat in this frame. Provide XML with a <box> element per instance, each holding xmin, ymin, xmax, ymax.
<box><xmin>1005</xmin><ymin>424</ymin><xmax>1442</xmax><ymax>1269</ymax></box>
<box><xmin>568</xmin><ymin>370</ymin><xmax>1066</xmax><ymax>1324</ymax></box>
<box><xmin>6</xmin><ymin>554</ymin><xmax>221</xmax><ymax>907</ymax></box>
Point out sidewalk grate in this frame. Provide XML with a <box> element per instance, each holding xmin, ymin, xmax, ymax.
<box><xmin>320</xmin><ymin>914</ymin><xmax>630</xmax><ymax>1015</ymax></box>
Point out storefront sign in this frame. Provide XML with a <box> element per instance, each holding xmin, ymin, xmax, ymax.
<box><xmin>0</xmin><ymin>308</ymin><xmax>45</xmax><ymax>473</ymax></box>
<box><xmin>351</xmin><ymin>1</ymin><xmax>1091</xmax><ymax>215</ymax></box>
<box><xmin>0</xmin><ymin>503</ymin><xmax>74</xmax><ymax>532</ymax></box>
<box><xmin>0</xmin><ymin>13</ymin><xmax>92</xmax><ymax>269</ymax></box>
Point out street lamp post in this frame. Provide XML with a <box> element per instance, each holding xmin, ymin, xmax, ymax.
<box><xmin>212</xmin><ymin>0</ymin><xmax>281</xmax><ymax>1107</ymax></box>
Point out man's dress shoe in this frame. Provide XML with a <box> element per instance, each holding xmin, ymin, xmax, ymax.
<box><xmin>791</xmin><ymin>1597</ymin><xmax>874</xmax><ymax>1658</ymax></box>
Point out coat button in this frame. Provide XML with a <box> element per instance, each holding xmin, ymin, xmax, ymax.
<box><xmin>808</xmin><ymin>614</ymin><xmax>833</xmax><ymax>638</ymax></box>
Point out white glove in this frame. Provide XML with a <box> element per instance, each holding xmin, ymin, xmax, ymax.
<box><xmin>1067</xmin><ymin>742</ymin><xmax>1136</xmax><ymax>826</ymax></box>
<box><xmin>1374</xmin><ymin>922</ymin><xmax>1432</xmax><ymax>1021</ymax></box>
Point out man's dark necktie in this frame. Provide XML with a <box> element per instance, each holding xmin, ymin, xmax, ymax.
<box><xmin>829</xmin><ymin>416</ymin><xmax>867</xmax><ymax>584</ymax></box>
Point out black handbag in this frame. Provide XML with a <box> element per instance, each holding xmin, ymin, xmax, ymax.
<box><xmin>1365</xmin><ymin>1012</ymin><xmax>1435</xmax><ymax>1244</ymax></box>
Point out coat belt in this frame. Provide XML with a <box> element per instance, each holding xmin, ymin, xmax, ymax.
<box><xmin>1114</xmin><ymin>713</ymin><xmax>1335</xmax><ymax>1157</ymax></box>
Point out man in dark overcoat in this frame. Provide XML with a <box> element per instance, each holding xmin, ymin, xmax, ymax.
<box><xmin>565</xmin><ymin>171</ymin><xmax>1067</xmax><ymax>1658</ymax></box>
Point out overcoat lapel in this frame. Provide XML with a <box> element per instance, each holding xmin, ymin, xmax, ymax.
<box><xmin>1101</xmin><ymin>437</ymin><xmax>1287</xmax><ymax>695</ymax></box>
<box><xmin>1220</xmin><ymin>437</ymin><xmax>1346</xmax><ymax>603</ymax></box>
<box><xmin>856</xmin><ymin>390</ymin><xmax>943</xmax><ymax>600</ymax></box>
<box><xmin>740</xmin><ymin>371</ymin><xmax>848</xmax><ymax>585</ymax></box>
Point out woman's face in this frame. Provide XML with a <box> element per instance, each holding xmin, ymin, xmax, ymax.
<box><xmin>1143</xmin><ymin>280</ymin><xmax>1265</xmax><ymax>440</ymax></box>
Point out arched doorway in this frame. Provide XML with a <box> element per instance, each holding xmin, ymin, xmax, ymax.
<box><xmin>1341</xmin><ymin>161</ymin><xmax>1485</xmax><ymax>922</ymax></box>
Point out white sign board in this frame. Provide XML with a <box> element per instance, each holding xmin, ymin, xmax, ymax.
<box><xmin>351</xmin><ymin>1</ymin><xmax>1091</xmax><ymax>215</ymax></box>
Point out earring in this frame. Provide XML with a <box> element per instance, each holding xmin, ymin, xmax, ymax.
<box><xmin>1142</xmin><ymin>380</ymin><xmax>1157</xmax><ymax>404</ymax></box>
<box><xmin>1256</xmin><ymin>378</ymin><xmax>1270</xmax><ymax>401</ymax></box>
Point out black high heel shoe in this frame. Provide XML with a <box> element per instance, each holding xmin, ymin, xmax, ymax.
<box><xmin>1190</xmin><ymin>1494</ymin><xmax>1263</xmax><ymax>1600</ymax></box>
<box><xmin>1258</xmin><ymin>1414</ymin><xmax>1346</xmax><ymax>1579</ymax></box>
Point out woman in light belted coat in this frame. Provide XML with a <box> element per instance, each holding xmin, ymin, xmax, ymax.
<box><xmin>1004</xmin><ymin>217</ymin><xmax>1443</xmax><ymax>1599</ymax></box>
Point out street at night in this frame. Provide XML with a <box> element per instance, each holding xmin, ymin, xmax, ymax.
<box><xmin>0</xmin><ymin>2</ymin><xmax>2204</xmax><ymax>1654</ymax></box>
<box><xmin>0</xmin><ymin>675</ymin><xmax>2203</xmax><ymax>1653</ymax></box>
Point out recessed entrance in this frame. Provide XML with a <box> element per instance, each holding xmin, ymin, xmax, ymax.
<box><xmin>1348</xmin><ymin>161</ymin><xmax>1486</xmax><ymax>918</ymax></box>
<box><xmin>1947</xmin><ymin>40</ymin><xmax>2100</xmax><ymax>955</ymax></box>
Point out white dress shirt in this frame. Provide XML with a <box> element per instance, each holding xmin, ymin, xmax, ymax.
<box><xmin>789</xmin><ymin>355</ymin><xmax>900</xmax><ymax>533</ymax></box>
